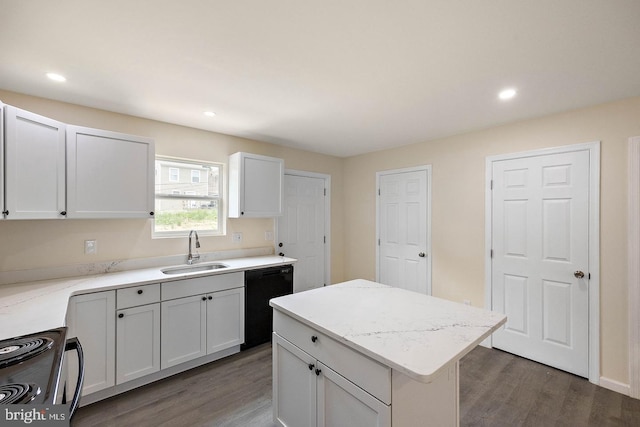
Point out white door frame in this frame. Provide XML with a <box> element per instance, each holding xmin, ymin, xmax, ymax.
<box><xmin>628</xmin><ymin>136</ymin><xmax>640</xmax><ymax>399</ymax></box>
<box><xmin>484</xmin><ymin>141</ymin><xmax>600</xmax><ymax>384</ymax></box>
<box><xmin>276</xmin><ymin>169</ymin><xmax>331</xmax><ymax>286</ymax></box>
<box><xmin>376</xmin><ymin>165</ymin><xmax>432</xmax><ymax>295</ymax></box>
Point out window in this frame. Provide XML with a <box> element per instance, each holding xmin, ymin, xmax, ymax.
<box><xmin>154</xmin><ymin>157</ymin><xmax>223</xmax><ymax>237</ymax></box>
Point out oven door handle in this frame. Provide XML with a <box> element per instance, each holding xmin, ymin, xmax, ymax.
<box><xmin>65</xmin><ymin>337</ymin><xmax>84</xmax><ymax>418</ymax></box>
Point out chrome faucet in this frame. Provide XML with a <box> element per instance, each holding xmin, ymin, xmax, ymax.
<box><xmin>187</xmin><ymin>230</ymin><xmax>201</xmax><ymax>265</ymax></box>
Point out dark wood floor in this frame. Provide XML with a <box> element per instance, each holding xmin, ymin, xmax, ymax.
<box><xmin>73</xmin><ymin>344</ymin><xmax>640</xmax><ymax>426</ymax></box>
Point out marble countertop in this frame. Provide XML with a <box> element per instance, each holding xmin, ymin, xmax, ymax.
<box><xmin>270</xmin><ymin>279</ymin><xmax>507</xmax><ymax>384</ymax></box>
<box><xmin>0</xmin><ymin>255</ymin><xmax>296</xmax><ymax>341</ymax></box>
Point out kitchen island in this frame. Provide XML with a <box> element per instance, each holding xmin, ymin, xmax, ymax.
<box><xmin>270</xmin><ymin>279</ymin><xmax>507</xmax><ymax>427</ymax></box>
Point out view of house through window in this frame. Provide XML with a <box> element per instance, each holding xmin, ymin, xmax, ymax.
<box><xmin>154</xmin><ymin>157</ymin><xmax>222</xmax><ymax>236</ymax></box>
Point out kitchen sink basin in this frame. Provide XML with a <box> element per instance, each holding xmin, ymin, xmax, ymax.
<box><xmin>161</xmin><ymin>263</ymin><xmax>229</xmax><ymax>275</ymax></box>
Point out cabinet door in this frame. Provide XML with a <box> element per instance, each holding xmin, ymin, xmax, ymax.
<box><xmin>161</xmin><ymin>295</ymin><xmax>207</xmax><ymax>369</ymax></box>
<box><xmin>4</xmin><ymin>106</ymin><xmax>66</xmax><ymax>219</ymax></box>
<box><xmin>273</xmin><ymin>334</ymin><xmax>316</xmax><ymax>427</ymax></box>
<box><xmin>206</xmin><ymin>287</ymin><xmax>245</xmax><ymax>354</ymax></box>
<box><xmin>0</xmin><ymin>103</ymin><xmax>4</xmax><ymax>217</ymax></box>
<box><xmin>317</xmin><ymin>362</ymin><xmax>391</xmax><ymax>427</ymax></box>
<box><xmin>116</xmin><ymin>303</ymin><xmax>160</xmax><ymax>384</ymax></box>
<box><xmin>66</xmin><ymin>291</ymin><xmax>116</xmax><ymax>396</ymax></box>
<box><xmin>229</xmin><ymin>152</ymin><xmax>284</xmax><ymax>217</ymax></box>
<box><xmin>66</xmin><ymin>125</ymin><xmax>154</xmax><ymax>218</ymax></box>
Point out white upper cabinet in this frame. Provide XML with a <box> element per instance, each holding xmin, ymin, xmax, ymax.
<box><xmin>66</xmin><ymin>126</ymin><xmax>155</xmax><ymax>219</ymax></box>
<box><xmin>3</xmin><ymin>105</ymin><xmax>66</xmax><ymax>219</ymax></box>
<box><xmin>228</xmin><ymin>152</ymin><xmax>284</xmax><ymax>218</ymax></box>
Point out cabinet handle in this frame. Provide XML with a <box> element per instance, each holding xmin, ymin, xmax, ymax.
<box><xmin>137</xmin><ymin>289</ymin><xmax>143</xmax><ymax>295</ymax></box>
<box><xmin>208</xmin><ymin>296</ymin><xmax>213</xmax><ymax>300</ymax></box>
<box><xmin>118</xmin><ymin>313</ymin><xmax>124</xmax><ymax>318</ymax></box>
<box><xmin>311</xmin><ymin>336</ymin><xmax>318</xmax><ymax>343</ymax></box>
<box><xmin>279</xmin><ymin>252</ymin><xmax>285</xmax><ymax>257</ymax></box>
<box><xmin>149</xmin><ymin>211</ymin><xmax>154</xmax><ymax>216</ymax></box>
<box><xmin>315</xmin><ymin>368</ymin><xmax>322</xmax><ymax>376</ymax></box>
<box><xmin>202</xmin><ymin>296</ymin><xmax>207</xmax><ymax>301</ymax></box>
<box><xmin>60</xmin><ymin>211</ymin><xmax>67</xmax><ymax>216</ymax></box>
<box><xmin>1</xmin><ymin>210</ymin><xmax>7</xmax><ymax>216</ymax></box>
<box><xmin>241</xmin><ymin>211</ymin><xmax>244</xmax><ymax>215</ymax></box>
<box><xmin>308</xmin><ymin>363</ymin><xmax>314</xmax><ymax>370</ymax></box>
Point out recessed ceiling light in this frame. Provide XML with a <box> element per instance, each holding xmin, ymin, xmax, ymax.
<box><xmin>203</xmin><ymin>111</ymin><xmax>216</xmax><ymax>117</ymax></box>
<box><xmin>46</xmin><ymin>72</ymin><xmax>66</xmax><ymax>82</ymax></box>
<box><xmin>498</xmin><ymin>88</ymin><xmax>517</xmax><ymax>100</ymax></box>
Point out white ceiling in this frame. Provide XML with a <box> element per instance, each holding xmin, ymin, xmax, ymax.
<box><xmin>2</xmin><ymin>1</ymin><xmax>640</xmax><ymax>157</ymax></box>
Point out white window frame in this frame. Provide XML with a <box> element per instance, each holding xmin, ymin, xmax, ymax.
<box><xmin>169</xmin><ymin>167</ymin><xmax>179</xmax><ymax>182</ymax></box>
<box><xmin>153</xmin><ymin>156</ymin><xmax>224</xmax><ymax>238</ymax></box>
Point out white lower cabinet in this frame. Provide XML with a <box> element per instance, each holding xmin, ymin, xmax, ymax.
<box><xmin>66</xmin><ymin>291</ymin><xmax>116</xmax><ymax>396</ymax></box>
<box><xmin>116</xmin><ymin>303</ymin><xmax>161</xmax><ymax>384</ymax></box>
<box><xmin>66</xmin><ymin>272</ymin><xmax>245</xmax><ymax>403</ymax></box>
<box><xmin>207</xmin><ymin>287</ymin><xmax>245</xmax><ymax>354</ymax></box>
<box><xmin>273</xmin><ymin>331</ymin><xmax>391</xmax><ymax>427</ymax></box>
<box><xmin>161</xmin><ymin>295</ymin><xmax>207</xmax><ymax>368</ymax></box>
<box><xmin>161</xmin><ymin>285</ymin><xmax>245</xmax><ymax>369</ymax></box>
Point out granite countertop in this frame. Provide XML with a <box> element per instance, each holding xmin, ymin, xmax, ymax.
<box><xmin>270</xmin><ymin>279</ymin><xmax>507</xmax><ymax>384</ymax></box>
<box><xmin>0</xmin><ymin>255</ymin><xmax>296</xmax><ymax>341</ymax></box>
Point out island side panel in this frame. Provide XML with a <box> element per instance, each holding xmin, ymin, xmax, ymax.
<box><xmin>391</xmin><ymin>362</ymin><xmax>459</xmax><ymax>427</ymax></box>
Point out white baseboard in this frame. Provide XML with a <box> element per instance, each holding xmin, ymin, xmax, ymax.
<box><xmin>599</xmin><ymin>376</ymin><xmax>630</xmax><ymax>396</ymax></box>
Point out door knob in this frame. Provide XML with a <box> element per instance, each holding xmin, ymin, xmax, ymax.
<box><xmin>574</xmin><ymin>271</ymin><xmax>585</xmax><ymax>279</ymax></box>
<box><xmin>418</xmin><ymin>252</ymin><xmax>426</xmax><ymax>258</ymax></box>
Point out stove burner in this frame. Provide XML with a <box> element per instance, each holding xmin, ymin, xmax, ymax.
<box><xmin>0</xmin><ymin>337</ymin><xmax>53</xmax><ymax>368</ymax></box>
<box><xmin>0</xmin><ymin>383</ymin><xmax>41</xmax><ymax>404</ymax></box>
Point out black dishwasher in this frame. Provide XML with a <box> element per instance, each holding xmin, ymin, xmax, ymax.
<box><xmin>242</xmin><ymin>265</ymin><xmax>294</xmax><ymax>350</ymax></box>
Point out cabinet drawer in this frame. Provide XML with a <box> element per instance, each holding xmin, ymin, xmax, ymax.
<box><xmin>117</xmin><ymin>284</ymin><xmax>160</xmax><ymax>309</ymax></box>
<box><xmin>161</xmin><ymin>272</ymin><xmax>244</xmax><ymax>301</ymax></box>
<box><xmin>273</xmin><ymin>310</ymin><xmax>391</xmax><ymax>404</ymax></box>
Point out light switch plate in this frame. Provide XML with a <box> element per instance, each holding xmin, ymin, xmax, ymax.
<box><xmin>264</xmin><ymin>231</ymin><xmax>274</xmax><ymax>241</ymax></box>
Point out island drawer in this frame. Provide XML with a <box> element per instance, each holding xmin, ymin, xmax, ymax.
<box><xmin>273</xmin><ymin>310</ymin><xmax>391</xmax><ymax>404</ymax></box>
<box><xmin>117</xmin><ymin>284</ymin><xmax>160</xmax><ymax>309</ymax></box>
<box><xmin>161</xmin><ymin>272</ymin><xmax>243</xmax><ymax>300</ymax></box>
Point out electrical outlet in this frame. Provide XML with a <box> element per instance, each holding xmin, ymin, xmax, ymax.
<box><xmin>232</xmin><ymin>232</ymin><xmax>243</xmax><ymax>243</ymax></box>
<box><xmin>264</xmin><ymin>231</ymin><xmax>274</xmax><ymax>241</ymax></box>
<box><xmin>85</xmin><ymin>240</ymin><xmax>97</xmax><ymax>255</ymax></box>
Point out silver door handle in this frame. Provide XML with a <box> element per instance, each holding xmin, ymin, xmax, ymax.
<box><xmin>418</xmin><ymin>252</ymin><xmax>426</xmax><ymax>258</ymax></box>
<box><xmin>574</xmin><ymin>271</ymin><xmax>585</xmax><ymax>279</ymax></box>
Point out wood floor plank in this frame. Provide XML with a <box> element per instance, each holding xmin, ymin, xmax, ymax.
<box><xmin>73</xmin><ymin>344</ymin><xmax>640</xmax><ymax>427</ymax></box>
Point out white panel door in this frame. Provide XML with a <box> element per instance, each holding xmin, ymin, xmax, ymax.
<box><xmin>491</xmin><ymin>150</ymin><xmax>590</xmax><ymax>377</ymax></box>
<box><xmin>66</xmin><ymin>125</ymin><xmax>154</xmax><ymax>218</ymax></box>
<box><xmin>66</xmin><ymin>291</ymin><xmax>116</xmax><ymax>396</ymax></box>
<box><xmin>116</xmin><ymin>303</ymin><xmax>161</xmax><ymax>384</ymax></box>
<box><xmin>161</xmin><ymin>295</ymin><xmax>207</xmax><ymax>369</ymax></box>
<box><xmin>317</xmin><ymin>362</ymin><xmax>391</xmax><ymax>427</ymax></box>
<box><xmin>378</xmin><ymin>169</ymin><xmax>430</xmax><ymax>294</ymax></box>
<box><xmin>4</xmin><ymin>106</ymin><xmax>66</xmax><ymax>219</ymax></box>
<box><xmin>273</xmin><ymin>333</ymin><xmax>316</xmax><ymax>427</ymax></box>
<box><xmin>206</xmin><ymin>287</ymin><xmax>245</xmax><ymax>354</ymax></box>
<box><xmin>277</xmin><ymin>174</ymin><xmax>326</xmax><ymax>293</ymax></box>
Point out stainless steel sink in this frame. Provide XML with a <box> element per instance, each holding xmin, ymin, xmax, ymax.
<box><xmin>161</xmin><ymin>263</ymin><xmax>229</xmax><ymax>275</ymax></box>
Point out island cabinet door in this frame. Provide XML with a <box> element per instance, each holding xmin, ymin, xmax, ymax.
<box><xmin>273</xmin><ymin>333</ymin><xmax>317</xmax><ymax>427</ymax></box>
<box><xmin>316</xmin><ymin>362</ymin><xmax>391</xmax><ymax>427</ymax></box>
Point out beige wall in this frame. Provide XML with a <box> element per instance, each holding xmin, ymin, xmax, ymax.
<box><xmin>0</xmin><ymin>90</ymin><xmax>345</xmax><ymax>283</ymax></box>
<box><xmin>343</xmin><ymin>95</ymin><xmax>640</xmax><ymax>385</ymax></box>
<box><xmin>2</xmin><ymin>88</ymin><xmax>638</xmax><ymax>387</ymax></box>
